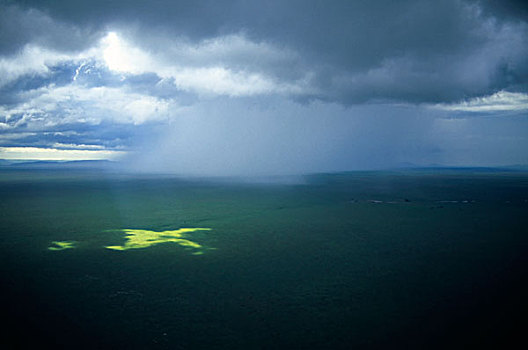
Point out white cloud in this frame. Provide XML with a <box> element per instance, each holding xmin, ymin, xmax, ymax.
<box><xmin>99</xmin><ymin>31</ymin><xmax>309</xmax><ymax>96</ymax></box>
<box><xmin>0</xmin><ymin>45</ymin><xmax>70</xmax><ymax>87</ymax></box>
<box><xmin>4</xmin><ymin>85</ymin><xmax>176</xmax><ymax>127</ymax></box>
<box><xmin>52</xmin><ymin>143</ymin><xmax>105</xmax><ymax>150</ymax></box>
<box><xmin>434</xmin><ymin>91</ymin><xmax>528</xmax><ymax>112</ymax></box>
<box><xmin>167</xmin><ymin>66</ymin><xmax>274</xmax><ymax>96</ymax></box>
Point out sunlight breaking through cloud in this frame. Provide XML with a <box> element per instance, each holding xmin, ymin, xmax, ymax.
<box><xmin>100</xmin><ymin>31</ymin><xmax>308</xmax><ymax>96</ymax></box>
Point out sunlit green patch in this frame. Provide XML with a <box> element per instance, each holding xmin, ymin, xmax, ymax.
<box><xmin>48</xmin><ymin>241</ymin><xmax>76</xmax><ymax>251</ymax></box>
<box><xmin>105</xmin><ymin>228</ymin><xmax>211</xmax><ymax>253</ymax></box>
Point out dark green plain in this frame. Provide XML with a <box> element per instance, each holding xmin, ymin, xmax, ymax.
<box><xmin>1</xmin><ymin>169</ymin><xmax>527</xmax><ymax>349</ymax></box>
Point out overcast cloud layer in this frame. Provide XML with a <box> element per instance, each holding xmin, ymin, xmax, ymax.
<box><xmin>1</xmin><ymin>0</ymin><xmax>527</xmax><ymax>174</ymax></box>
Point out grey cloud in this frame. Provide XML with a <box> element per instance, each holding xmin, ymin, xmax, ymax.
<box><xmin>0</xmin><ymin>119</ymin><xmax>162</xmax><ymax>151</ymax></box>
<box><xmin>11</xmin><ymin>0</ymin><xmax>527</xmax><ymax>104</ymax></box>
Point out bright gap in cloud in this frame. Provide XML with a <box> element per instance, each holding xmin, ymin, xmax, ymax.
<box><xmin>0</xmin><ymin>147</ymin><xmax>126</xmax><ymax>161</ymax></box>
<box><xmin>101</xmin><ymin>31</ymin><xmax>151</xmax><ymax>74</ymax></box>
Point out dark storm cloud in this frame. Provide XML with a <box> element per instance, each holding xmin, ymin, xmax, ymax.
<box><xmin>478</xmin><ymin>0</ymin><xmax>528</xmax><ymax>21</ymax></box>
<box><xmin>0</xmin><ymin>2</ymin><xmax>102</xmax><ymax>55</ymax></box>
<box><xmin>8</xmin><ymin>0</ymin><xmax>528</xmax><ymax>104</ymax></box>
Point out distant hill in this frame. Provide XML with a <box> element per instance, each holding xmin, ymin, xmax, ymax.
<box><xmin>0</xmin><ymin>159</ymin><xmax>526</xmax><ymax>175</ymax></box>
<box><xmin>390</xmin><ymin>165</ymin><xmax>528</xmax><ymax>173</ymax></box>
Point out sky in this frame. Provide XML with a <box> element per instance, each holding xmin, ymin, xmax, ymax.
<box><xmin>0</xmin><ymin>0</ymin><xmax>527</xmax><ymax>175</ymax></box>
